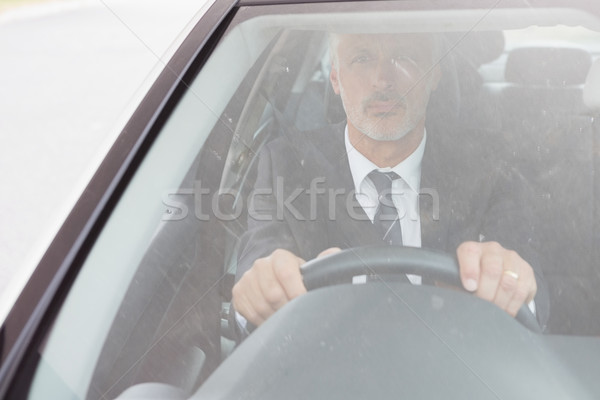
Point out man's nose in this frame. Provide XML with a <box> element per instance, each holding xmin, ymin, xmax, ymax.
<box><xmin>372</xmin><ymin>58</ymin><xmax>399</xmax><ymax>90</ymax></box>
<box><xmin>373</xmin><ymin>56</ymin><xmax>419</xmax><ymax>92</ymax></box>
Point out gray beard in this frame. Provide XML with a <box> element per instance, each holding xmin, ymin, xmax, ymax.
<box><xmin>338</xmin><ymin>80</ymin><xmax>432</xmax><ymax>142</ymax></box>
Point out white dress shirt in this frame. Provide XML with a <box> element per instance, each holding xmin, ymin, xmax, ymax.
<box><xmin>344</xmin><ymin>126</ymin><xmax>426</xmax><ymax>285</ymax></box>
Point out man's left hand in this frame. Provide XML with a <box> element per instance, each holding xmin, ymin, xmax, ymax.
<box><xmin>456</xmin><ymin>241</ymin><xmax>537</xmax><ymax>317</ymax></box>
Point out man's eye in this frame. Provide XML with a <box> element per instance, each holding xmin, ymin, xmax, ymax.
<box><xmin>351</xmin><ymin>55</ymin><xmax>371</xmax><ymax>64</ymax></box>
<box><xmin>393</xmin><ymin>55</ymin><xmax>417</xmax><ymax>65</ymax></box>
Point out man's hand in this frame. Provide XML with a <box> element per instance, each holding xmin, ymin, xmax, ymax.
<box><xmin>232</xmin><ymin>248</ymin><xmax>340</xmax><ymax>326</ymax></box>
<box><xmin>457</xmin><ymin>241</ymin><xmax>537</xmax><ymax>317</ymax></box>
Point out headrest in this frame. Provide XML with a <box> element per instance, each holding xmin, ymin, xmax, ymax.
<box><xmin>450</xmin><ymin>31</ymin><xmax>505</xmax><ymax>66</ymax></box>
<box><xmin>505</xmin><ymin>47</ymin><xmax>592</xmax><ymax>86</ymax></box>
<box><xmin>584</xmin><ymin>59</ymin><xmax>600</xmax><ymax>111</ymax></box>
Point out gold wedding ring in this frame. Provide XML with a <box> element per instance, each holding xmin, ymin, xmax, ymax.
<box><xmin>503</xmin><ymin>270</ymin><xmax>519</xmax><ymax>280</ymax></box>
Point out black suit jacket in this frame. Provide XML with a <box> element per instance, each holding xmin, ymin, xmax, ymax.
<box><xmin>236</xmin><ymin>121</ymin><xmax>549</xmax><ymax>327</ymax></box>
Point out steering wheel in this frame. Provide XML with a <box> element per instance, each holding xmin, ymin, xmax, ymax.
<box><xmin>300</xmin><ymin>246</ymin><xmax>541</xmax><ymax>333</ymax></box>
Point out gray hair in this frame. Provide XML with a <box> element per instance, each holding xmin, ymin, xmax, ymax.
<box><xmin>327</xmin><ymin>32</ymin><xmax>444</xmax><ymax>70</ymax></box>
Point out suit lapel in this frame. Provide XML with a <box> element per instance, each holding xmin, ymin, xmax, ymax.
<box><xmin>303</xmin><ymin>124</ymin><xmax>383</xmax><ymax>249</ymax></box>
<box><xmin>420</xmin><ymin>127</ymin><xmax>453</xmax><ymax>251</ymax></box>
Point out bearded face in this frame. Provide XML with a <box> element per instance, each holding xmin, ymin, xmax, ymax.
<box><xmin>330</xmin><ymin>33</ymin><xmax>440</xmax><ymax>141</ymax></box>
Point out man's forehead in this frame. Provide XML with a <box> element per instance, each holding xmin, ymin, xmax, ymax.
<box><xmin>336</xmin><ymin>33</ymin><xmax>435</xmax><ymax>53</ymax></box>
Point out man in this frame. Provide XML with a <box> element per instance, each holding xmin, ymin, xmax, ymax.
<box><xmin>232</xmin><ymin>32</ymin><xmax>549</xmax><ymax>333</ymax></box>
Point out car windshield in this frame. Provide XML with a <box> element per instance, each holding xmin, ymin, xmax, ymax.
<box><xmin>22</xmin><ymin>2</ymin><xmax>600</xmax><ymax>399</ymax></box>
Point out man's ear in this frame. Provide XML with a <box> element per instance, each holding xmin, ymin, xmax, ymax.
<box><xmin>329</xmin><ymin>63</ymin><xmax>341</xmax><ymax>95</ymax></box>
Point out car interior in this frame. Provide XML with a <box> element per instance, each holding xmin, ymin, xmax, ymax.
<box><xmin>20</xmin><ymin>4</ymin><xmax>600</xmax><ymax>400</ymax></box>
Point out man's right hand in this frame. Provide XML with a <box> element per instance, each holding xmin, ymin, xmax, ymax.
<box><xmin>232</xmin><ymin>248</ymin><xmax>340</xmax><ymax>326</ymax></box>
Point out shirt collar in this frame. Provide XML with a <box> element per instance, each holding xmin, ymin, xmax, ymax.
<box><xmin>344</xmin><ymin>125</ymin><xmax>426</xmax><ymax>193</ymax></box>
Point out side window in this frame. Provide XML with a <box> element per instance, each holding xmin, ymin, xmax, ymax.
<box><xmin>26</xmin><ymin>16</ymin><xmax>289</xmax><ymax>400</ymax></box>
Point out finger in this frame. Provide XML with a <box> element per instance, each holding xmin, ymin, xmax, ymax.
<box><xmin>505</xmin><ymin>266</ymin><xmax>537</xmax><ymax>317</ymax></box>
<box><xmin>233</xmin><ymin>291</ymin><xmax>265</xmax><ymax>326</ymax></box>
<box><xmin>476</xmin><ymin>244</ymin><xmax>505</xmax><ymax>302</ymax></box>
<box><xmin>271</xmin><ymin>249</ymin><xmax>307</xmax><ymax>300</ymax></box>
<box><xmin>257</xmin><ymin>260</ymin><xmax>291</xmax><ymax>311</ymax></box>
<box><xmin>232</xmin><ymin>274</ymin><xmax>266</xmax><ymax>326</ymax></box>
<box><xmin>456</xmin><ymin>241</ymin><xmax>483</xmax><ymax>292</ymax></box>
<box><xmin>491</xmin><ymin>250</ymin><xmax>523</xmax><ymax>311</ymax></box>
<box><xmin>246</xmin><ymin>262</ymin><xmax>280</xmax><ymax>320</ymax></box>
<box><xmin>318</xmin><ymin>247</ymin><xmax>342</xmax><ymax>258</ymax></box>
<box><xmin>493</xmin><ymin>271</ymin><xmax>519</xmax><ymax>312</ymax></box>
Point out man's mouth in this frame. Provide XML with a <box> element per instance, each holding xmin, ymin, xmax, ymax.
<box><xmin>367</xmin><ymin>100</ymin><xmax>405</xmax><ymax>115</ymax></box>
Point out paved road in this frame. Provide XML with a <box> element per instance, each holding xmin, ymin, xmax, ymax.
<box><xmin>0</xmin><ymin>0</ymin><xmax>210</xmax><ymax>320</ymax></box>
